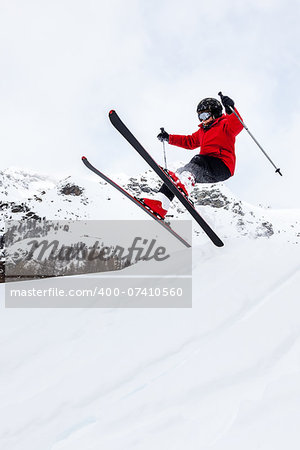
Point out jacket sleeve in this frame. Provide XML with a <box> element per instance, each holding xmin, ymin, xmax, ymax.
<box><xmin>168</xmin><ymin>130</ymin><xmax>200</xmax><ymax>149</ymax></box>
<box><xmin>226</xmin><ymin>108</ymin><xmax>244</xmax><ymax>136</ymax></box>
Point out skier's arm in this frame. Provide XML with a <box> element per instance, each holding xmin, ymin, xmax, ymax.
<box><xmin>169</xmin><ymin>131</ymin><xmax>200</xmax><ymax>150</ymax></box>
<box><xmin>226</xmin><ymin>108</ymin><xmax>244</xmax><ymax>136</ymax></box>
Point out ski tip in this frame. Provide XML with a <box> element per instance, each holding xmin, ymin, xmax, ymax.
<box><xmin>82</xmin><ymin>156</ymin><xmax>87</xmax><ymax>161</ymax></box>
<box><xmin>109</xmin><ymin>110</ymin><xmax>115</xmax><ymax>115</ymax></box>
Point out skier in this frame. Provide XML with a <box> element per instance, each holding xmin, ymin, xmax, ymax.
<box><xmin>142</xmin><ymin>95</ymin><xmax>244</xmax><ymax>219</ymax></box>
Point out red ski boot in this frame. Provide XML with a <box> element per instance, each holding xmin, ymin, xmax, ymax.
<box><xmin>163</xmin><ymin>169</ymin><xmax>192</xmax><ymax>198</ymax></box>
<box><xmin>140</xmin><ymin>198</ymin><xmax>168</xmax><ymax>219</ymax></box>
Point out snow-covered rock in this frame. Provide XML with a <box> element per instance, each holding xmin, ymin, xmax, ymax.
<box><xmin>1</xmin><ymin>166</ymin><xmax>299</xmax><ymax>243</ymax></box>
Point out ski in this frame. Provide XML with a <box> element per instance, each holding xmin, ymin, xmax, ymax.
<box><xmin>108</xmin><ymin>110</ymin><xmax>224</xmax><ymax>247</ymax></box>
<box><xmin>82</xmin><ymin>156</ymin><xmax>191</xmax><ymax>248</ymax></box>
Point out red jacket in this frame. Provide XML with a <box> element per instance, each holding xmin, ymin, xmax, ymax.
<box><xmin>169</xmin><ymin>109</ymin><xmax>243</xmax><ymax>175</ymax></box>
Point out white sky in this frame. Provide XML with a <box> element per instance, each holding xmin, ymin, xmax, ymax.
<box><xmin>0</xmin><ymin>0</ymin><xmax>300</xmax><ymax>208</ymax></box>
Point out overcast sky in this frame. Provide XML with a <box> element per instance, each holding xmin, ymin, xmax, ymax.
<box><xmin>0</xmin><ymin>0</ymin><xmax>299</xmax><ymax>207</ymax></box>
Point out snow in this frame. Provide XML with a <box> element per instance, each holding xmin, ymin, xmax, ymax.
<box><xmin>1</xmin><ymin>167</ymin><xmax>300</xmax><ymax>449</ymax></box>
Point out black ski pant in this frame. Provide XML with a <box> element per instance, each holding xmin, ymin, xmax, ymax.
<box><xmin>159</xmin><ymin>155</ymin><xmax>231</xmax><ymax>201</ymax></box>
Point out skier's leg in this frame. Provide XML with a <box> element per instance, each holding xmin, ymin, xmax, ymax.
<box><xmin>142</xmin><ymin>155</ymin><xmax>230</xmax><ymax>218</ymax></box>
<box><xmin>142</xmin><ymin>182</ymin><xmax>174</xmax><ymax>219</ymax></box>
<box><xmin>142</xmin><ymin>159</ymin><xmax>204</xmax><ymax>218</ymax></box>
<box><xmin>142</xmin><ymin>169</ymin><xmax>195</xmax><ymax>218</ymax></box>
<box><xmin>177</xmin><ymin>155</ymin><xmax>231</xmax><ymax>183</ymax></box>
<box><xmin>176</xmin><ymin>170</ymin><xmax>195</xmax><ymax>195</ymax></box>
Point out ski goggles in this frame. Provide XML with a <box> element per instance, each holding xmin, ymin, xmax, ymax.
<box><xmin>198</xmin><ymin>111</ymin><xmax>212</xmax><ymax>122</ymax></box>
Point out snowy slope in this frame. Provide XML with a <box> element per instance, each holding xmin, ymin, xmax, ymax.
<box><xmin>0</xmin><ymin>166</ymin><xmax>300</xmax><ymax>450</ymax></box>
<box><xmin>0</xmin><ymin>238</ymin><xmax>299</xmax><ymax>450</ymax></box>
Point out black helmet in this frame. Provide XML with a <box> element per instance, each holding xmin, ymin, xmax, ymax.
<box><xmin>196</xmin><ymin>98</ymin><xmax>223</xmax><ymax>119</ymax></box>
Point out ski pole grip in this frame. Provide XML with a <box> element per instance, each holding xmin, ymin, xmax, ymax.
<box><xmin>218</xmin><ymin>91</ymin><xmax>234</xmax><ymax>112</ymax></box>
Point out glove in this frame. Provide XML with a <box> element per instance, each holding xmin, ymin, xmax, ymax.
<box><xmin>221</xmin><ymin>95</ymin><xmax>235</xmax><ymax>115</ymax></box>
<box><xmin>157</xmin><ymin>129</ymin><xmax>169</xmax><ymax>142</ymax></box>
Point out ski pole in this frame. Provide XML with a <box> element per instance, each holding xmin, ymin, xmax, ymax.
<box><xmin>218</xmin><ymin>92</ymin><xmax>282</xmax><ymax>176</ymax></box>
<box><xmin>160</xmin><ymin>127</ymin><xmax>168</xmax><ymax>169</ymax></box>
